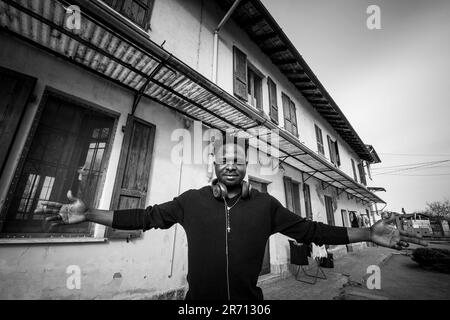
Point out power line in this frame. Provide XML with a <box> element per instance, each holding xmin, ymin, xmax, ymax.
<box><xmin>372</xmin><ymin>160</ymin><xmax>450</xmax><ymax>170</ymax></box>
<box><xmin>380</xmin><ymin>173</ymin><xmax>450</xmax><ymax>177</ymax></box>
<box><xmin>379</xmin><ymin>153</ymin><xmax>450</xmax><ymax>157</ymax></box>
<box><xmin>373</xmin><ymin>160</ymin><xmax>450</xmax><ymax>176</ymax></box>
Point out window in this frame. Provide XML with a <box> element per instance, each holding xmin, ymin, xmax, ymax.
<box><xmin>103</xmin><ymin>0</ymin><xmax>155</xmax><ymax>30</ymax></box>
<box><xmin>233</xmin><ymin>46</ymin><xmax>264</xmax><ymax>110</ymax></box>
<box><xmin>0</xmin><ymin>93</ymin><xmax>115</xmax><ymax>236</ymax></box>
<box><xmin>267</xmin><ymin>77</ymin><xmax>278</xmax><ymax>123</ymax></box>
<box><xmin>327</xmin><ymin>135</ymin><xmax>341</xmax><ymax>167</ymax></box>
<box><xmin>324</xmin><ymin>195</ymin><xmax>335</xmax><ymax>226</ymax></box>
<box><xmin>282</xmin><ymin>93</ymin><xmax>298</xmax><ymax>137</ymax></box>
<box><xmin>283</xmin><ymin>177</ymin><xmax>301</xmax><ymax>216</ymax></box>
<box><xmin>351</xmin><ymin>159</ymin><xmax>358</xmax><ymax>181</ymax></box>
<box><xmin>233</xmin><ymin>46</ymin><xmax>248</xmax><ymax>102</ymax></box>
<box><xmin>303</xmin><ymin>183</ymin><xmax>312</xmax><ymax>219</ymax></box>
<box><xmin>358</xmin><ymin>162</ymin><xmax>367</xmax><ymax>186</ymax></box>
<box><xmin>315</xmin><ymin>124</ymin><xmax>324</xmax><ymax>156</ymax></box>
<box><xmin>247</xmin><ymin>66</ymin><xmax>263</xmax><ymax>110</ymax></box>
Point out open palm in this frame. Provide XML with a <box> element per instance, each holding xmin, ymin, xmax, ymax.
<box><xmin>370</xmin><ymin>212</ymin><xmax>428</xmax><ymax>249</ymax></box>
<box><xmin>35</xmin><ymin>190</ymin><xmax>88</xmax><ymax>226</ymax></box>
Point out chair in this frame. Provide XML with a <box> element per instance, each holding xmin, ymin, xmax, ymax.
<box><xmin>289</xmin><ymin>240</ymin><xmax>327</xmax><ymax>285</ymax></box>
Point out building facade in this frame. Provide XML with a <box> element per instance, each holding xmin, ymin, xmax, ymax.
<box><xmin>0</xmin><ymin>0</ymin><xmax>384</xmax><ymax>299</ymax></box>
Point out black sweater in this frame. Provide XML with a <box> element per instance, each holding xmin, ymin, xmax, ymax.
<box><xmin>112</xmin><ymin>186</ymin><xmax>349</xmax><ymax>300</ymax></box>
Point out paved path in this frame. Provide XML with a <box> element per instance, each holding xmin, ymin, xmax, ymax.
<box><xmin>260</xmin><ymin>246</ymin><xmax>393</xmax><ymax>300</ymax></box>
<box><xmin>261</xmin><ymin>243</ymin><xmax>450</xmax><ymax>300</ymax></box>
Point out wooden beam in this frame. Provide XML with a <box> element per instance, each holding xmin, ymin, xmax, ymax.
<box><xmin>263</xmin><ymin>45</ymin><xmax>289</xmax><ymax>55</ymax></box>
<box><xmin>240</xmin><ymin>16</ymin><xmax>266</xmax><ymax>28</ymax></box>
<box><xmin>253</xmin><ymin>32</ymin><xmax>278</xmax><ymax>43</ymax></box>
<box><xmin>272</xmin><ymin>58</ymin><xmax>299</xmax><ymax>66</ymax></box>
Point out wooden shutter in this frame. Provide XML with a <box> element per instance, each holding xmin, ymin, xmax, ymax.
<box><xmin>351</xmin><ymin>159</ymin><xmax>358</xmax><ymax>181</ymax></box>
<box><xmin>233</xmin><ymin>46</ymin><xmax>248</xmax><ymax>101</ymax></box>
<box><xmin>335</xmin><ymin>140</ymin><xmax>341</xmax><ymax>166</ymax></box>
<box><xmin>358</xmin><ymin>162</ymin><xmax>367</xmax><ymax>186</ymax></box>
<box><xmin>0</xmin><ymin>67</ymin><xmax>36</xmax><ymax>178</ymax></box>
<box><xmin>327</xmin><ymin>135</ymin><xmax>335</xmax><ymax>165</ymax></box>
<box><xmin>283</xmin><ymin>176</ymin><xmax>294</xmax><ymax>211</ymax></box>
<box><xmin>303</xmin><ymin>183</ymin><xmax>312</xmax><ymax>219</ymax></box>
<box><xmin>282</xmin><ymin>93</ymin><xmax>292</xmax><ymax>133</ymax></box>
<box><xmin>292</xmin><ymin>182</ymin><xmax>301</xmax><ymax>216</ymax></box>
<box><xmin>315</xmin><ymin>124</ymin><xmax>324</xmax><ymax>155</ymax></box>
<box><xmin>289</xmin><ymin>99</ymin><xmax>298</xmax><ymax>136</ymax></box>
<box><xmin>107</xmin><ymin>115</ymin><xmax>156</xmax><ymax>239</ymax></box>
<box><xmin>267</xmin><ymin>77</ymin><xmax>278</xmax><ymax>124</ymax></box>
<box><xmin>324</xmin><ymin>196</ymin><xmax>335</xmax><ymax>226</ymax></box>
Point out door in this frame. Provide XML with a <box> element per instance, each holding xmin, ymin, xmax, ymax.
<box><xmin>249</xmin><ymin>179</ymin><xmax>270</xmax><ymax>276</ymax></box>
<box><xmin>0</xmin><ymin>67</ymin><xmax>36</xmax><ymax>178</ymax></box>
<box><xmin>107</xmin><ymin>115</ymin><xmax>156</xmax><ymax>240</ymax></box>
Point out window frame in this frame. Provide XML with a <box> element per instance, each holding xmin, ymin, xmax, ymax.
<box><xmin>315</xmin><ymin>124</ymin><xmax>325</xmax><ymax>156</ymax></box>
<box><xmin>246</xmin><ymin>62</ymin><xmax>264</xmax><ymax>111</ymax></box>
<box><xmin>282</xmin><ymin>92</ymin><xmax>298</xmax><ymax>137</ymax></box>
<box><xmin>0</xmin><ymin>88</ymin><xmax>119</xmax><ymax>239</ymax></box>
<box><xmin>102</xmin><ymin>0</ymin><xmax>155</xmax><ymax>31</ymax></box>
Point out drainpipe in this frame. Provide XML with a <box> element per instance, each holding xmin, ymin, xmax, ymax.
<box><xmin>212</xmin><ymin>0</ymin><xmax>243</xmax><ymax>83</ymax></box>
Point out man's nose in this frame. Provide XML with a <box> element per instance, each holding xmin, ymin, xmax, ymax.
<box><xmin>225</xmin><ymin>162</ymin><xmax>237</xmax><ymax>170</ymax></box>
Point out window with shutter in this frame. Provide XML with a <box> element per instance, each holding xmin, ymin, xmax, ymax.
<box><xmin>1</xmin><ymin>92</ymin><xmax>116</xmax><ymax>236</ymax></box>
<box><xmin>103</xmin><ymin>0</ymin><xmax>155</xmax><ymax>30</ymax></box>
<box><xmin>282</xmin><ymin>93</ymin><xmax>292</xmax><ymax>133</ymax></box>
<box><xmin>267</xmin><ymin>77</ymin><xmax>278</xmax><ymax>124</ymax></box>
<box><xmin>303</xmin><ymin>183</ymin><xmax>312</xmax><ymax>219</ymax></box>
<box><xmin>247</xmin><ymin>67</ymin><xmax>263</xmax><ymax>110</ymax></box>
<box><xmin>283</xmin><ymin>176</ymin><xmax>294</xmax><ymax>211</ymax></box>
<box><xmin>233</xmin><ymin>46</ymin><xmax>248</xmax><ymax>101</ymax></box>
<box><xmin>351</xmin><ymin>159</ymin><xmax>358</xmax><ymax>181</ymax></box>
<box><xmin>358</xmin><ymin>162</ymin><xmax>367</xmax><ymax>186</ymax></box>
<box><xmin>289</xmin><ymin>99</ymin><xmax>298</xmax><ymax>137</ymax></box>
<box><xmin>107</xmin><ymin>115</ymin><xmax>156</xmax><ymax>240</ymax></box>
<box><xmin>315</xmin><ymin>124</ymin><xmax>324</xmax><ymax>156</ymax></box>
<box><xmin>0</xmin><ymin>67</ymin><xmax>36</xmax><ymax>179</ymax></box>
<box><xmin>327</xmin><ymin>135</ymin><xmax>336</xmax><ymax>165</ymax></box>
<box><xmin>335</xmin><ymin>140</ymin><xmax>341</xmax><ymax>166</ymax></box>
<box><xmin>283</xmin><ymin>176</ymin><xmax>301</xmax><ymax>216</ymax></box>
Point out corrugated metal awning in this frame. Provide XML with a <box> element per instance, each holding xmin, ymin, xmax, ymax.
<box><xmin>0</xmin><ymin>0</ymin><xmax>385</xmax><ymax>203</ymax></box>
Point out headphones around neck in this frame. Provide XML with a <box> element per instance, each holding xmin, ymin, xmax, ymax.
<box><xmin>211</xmin><ymin>178</ymin><xmax>252</xmax><ymax>199</ymax></box>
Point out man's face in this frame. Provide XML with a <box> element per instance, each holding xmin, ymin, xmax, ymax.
<box><xmin>214</xmin><ymin>143</ymin><xmax>247</xmax><ymax>187</ymax></box>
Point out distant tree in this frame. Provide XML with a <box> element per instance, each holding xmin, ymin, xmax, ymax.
<box><xmin>423</xmin><ymin>199</ymin><xmax>450</xmax><ymax>221</ymax></box>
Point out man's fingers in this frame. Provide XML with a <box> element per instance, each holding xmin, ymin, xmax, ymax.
<box><xmin>45</xmin><ymin>215</ymin><xmax>62</xmax><ymax>222</ymax></box>
<box><xmin>399</xmin><ymin>229</ymin><xmax>422</xmax><ymax>238</ymax></box>
<box><xmin>67</xmin><ymin>190</ymin><xmax>79</xmax><ymax>203</ymax></box>
<box><xmin>398</xmin><ymin>241</ymin><xmax>409</xmax><ymax>247</ymax></box>
<box><xmin>39</xmin><ymin>201</ymin><xmax>63</xmax><ymax>209</ymax></box>
<box><xmin>400</xmin><ymin>235</ymin><xmax>428</xmax><ymax>246</ymax></box>
<box><xmin>392</xmin><ymin>243</ymin><xmax>403</xmax><ymax>250</ymax></box>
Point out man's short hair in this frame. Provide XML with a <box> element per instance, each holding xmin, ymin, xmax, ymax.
<box><xmin>213</xmin><ymin>133</ymin><xmax>249</xmax><ymax>159</ymax></box>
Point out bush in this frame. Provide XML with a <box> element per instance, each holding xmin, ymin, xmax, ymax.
<box><xmin>411</xmin><ymin>248</ymin><xmax>450</xmax><ymax>274</ymax></box>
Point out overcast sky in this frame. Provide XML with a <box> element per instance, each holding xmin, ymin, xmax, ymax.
<box><xmin>261</xmin><ymin>0</ymin><xmax>450</xmax><ymax>213</ymax></box>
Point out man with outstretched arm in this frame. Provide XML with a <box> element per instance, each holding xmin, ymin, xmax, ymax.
<box><xmin>36</xmin><ymin>135</ymin><xmax>427</xmax><ymax>300</ymax></box>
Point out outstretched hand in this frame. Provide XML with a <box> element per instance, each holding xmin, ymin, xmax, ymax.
<box><xmin>35</xmin><ymin>190</ymin><xmax>88</xmax><ymax>227</ymax></box>
<box><xmin>370</xmin><ymin>212</ymin><xmax>428</xmax><ymax>250</ymax></box>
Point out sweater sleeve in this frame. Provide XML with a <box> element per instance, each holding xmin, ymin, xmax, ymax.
<box><xmin>270</xmin><ymin>195</ymin><xmax>349</xmax><ymax>245</ymax></box>
<box><xmin>112</xmin><ymin>190</ymin><xmax>191</xmax><ymax>231</ymax></box>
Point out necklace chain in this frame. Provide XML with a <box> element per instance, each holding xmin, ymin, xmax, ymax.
<box><xmin>225</xmin><ymin>195</ymin><xmax>241</xmax><ymax>211</ymax></box>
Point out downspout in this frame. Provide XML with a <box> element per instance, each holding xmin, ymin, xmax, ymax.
<box><xmin>212</xmin><ymin>0</ymin><xmax>243</xmax><ymax>83</ymax></box>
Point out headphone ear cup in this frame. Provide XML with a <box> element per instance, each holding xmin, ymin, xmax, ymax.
<box><xmin>241</xmin><ymin>181</ymin><xmax>251</xmax><ymax>199</ymax></box>
<box><xmin>212</xmin><ymin>179</ymin><xmax>228</xmax><ymax>199</ymax></box>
